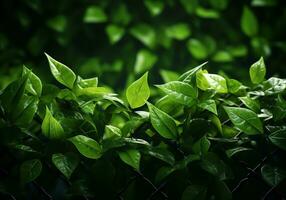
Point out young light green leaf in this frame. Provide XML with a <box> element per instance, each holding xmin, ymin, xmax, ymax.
<box><xmin>52</xmin><ymin>153</ymin><xmax>79</xmax><ymax>179</ymax></box>
<box><xmin>69</xmin><ymin>135</ymin><xmax>102</xmax><ymax>159</ymax></box>
<box><xmin>224</xmin><ymin>106</ymin><xmax>263</xmax><ymax>135</ymax></box>
<box><xmin>198</xmin><ymin>99</ymin><xmax>218</xmax><ymax>115</ymax></box>
<box><xmin>160</xmin><ymin>70</ymin><xmax>179</xmax><ymax>83</ymax></box>
<box><xmin>45</xmin><ymin>53</ymin><xmax>76</xmax><ymax>89</ymax></box>
<box><xmin>147</xmin><ymin>102</ymin><xmax>178</xmax><ymax>139</ymax></box>
<box><xmin>144</xmin><ymin>0</ymin><xmax>164</xmax><ymax>16</ymax></box>
<box><xmin>126</xmin><ymin>72</ymin><xmax>150</xmax><ymax>109</ymax></box>
<box><xmin>22</xmin><ymin>66</ymin><xmax>42</xmax><ymax>96</ymax></box>
<box><xmin>269</xmin><ymin>128</ymin><xmax>286</xmax><ymax>150</ymax></box>
<box><xmin>187</xmin><ymin>39</ymin><xmax>208</xmax><ymax>59</ymax></box>
<box><xmin>104</xmin><ymin>125</ymin><xmax>122</xmax><ymax>140</ymax></box>
<box><xmin>178</xmin><ymin>62</ymin><xmax>208</xmax><ymax>83</ymax></box>
<box><xmin>166</xmin><ymin>23</ymin><xmax>191</xmax><ymax>40</ymax></box>
<box><xmin>118</xmin><ymin>149</ymin><xmax>141</xmax><ymax>171</ymax></box>
<box><xmin>241</xmin><ymin>6</ymin><xmax>258</xmax><ymax>37</ymax></box>
<box><xmin>261</xmin><ymin>165</ymin><xmax>286</xmax><ymax>186</ymax></box>
<box><xmin>196</xmin><ymin>70</ymin><xmax>228</xmax><ymax>93</ymax></box>
<box><xmin>20</xmin><ymin>159</ymin><xmax>42</xmax><ymax>183</ymax></box>
<box><xmin>156</xmin><ymin>81</ymin><xmax>197</xmax><ymax>106</ymax></box>
<box><xmin>106</xmin><ymin>24</ymin><xmax>125</xmax><ymax>44</ymax></box>
<box><xmin>250</xmin><ymin>57</ymin><xmax>266</xmax><ymax>84</ymax></box>
<box><xmin>41</xmin><ymin>107</ymin><xmax>65</xmax><ymax>139</ymax></box>
<box><xmin>83</xmin><ymin>6</ymin><xmax>107</xmax><ymax>23</ymax></box>
<box><xmin>134</xmin><ymin>50</ymin><xmax>157</xmax><ymax>74</ymax></box>
<box><xmin>130</xmin><ymin>24</ymin><xmax>156</xmax><ymax>48</ymax></box>
<box><xmin>239</xmin><ymin>96</ymin><xmax>260</xmax><ymax>113</ymax></box>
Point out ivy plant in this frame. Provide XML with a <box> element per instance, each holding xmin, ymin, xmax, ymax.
<box><xmin>0</xmin><ymin>55</ymin><xmax>285</xmax><ymax>199</ymax></box>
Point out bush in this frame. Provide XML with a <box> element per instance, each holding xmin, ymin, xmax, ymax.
<box><xmin>0</xmin><ymin>55</ymin><xmax>285</xmax><ymax>199</ymax></box>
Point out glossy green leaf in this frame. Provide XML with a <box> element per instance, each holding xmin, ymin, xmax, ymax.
<box><xmin>69</xmin><ymin>135</ymin><xmax>102</xmax><ymax>159</ymax></box>
<box><xmin>261</xmin><ymin>165</ymin><xmax>286</xmax><ymax>186</ymax></box>
<box><xmin>20</xmin><ymin>159</ymin><xmax>42</xmax><ymax>183</ymax></box>
<box><xmin>147</xmin><ymin>102</ymin><xmax>178</xmax><ymax>139</ymax></box>
<box><xmin>269</xmin><ymin>128</ymin><xmax>286</xmax><ymax>150</ymax></box>
<box><xmin>22</xmin><ymin>66</ymin><xmax>42</xmax><ymax>96</ymax></box>
<box><xmin>134</xmin><ymin>50</ymin><xmax>157</xmax><ymax>74</ymax></box>
<box><xmin>198</xmin><ymin>99</ymin><xmax>218</xmax><ymax>115</ymax></box>
<box><xmin>241</xmin><ymin>6</ymin><xmax>258</xmax><ymax>37</ymax></box>
<box><xmin>126</xmin><ymin>72</ymin><xmax>150</xmax><ymax>109</ymax></box>
<box><xmin>144</xmin><ymin>147</ymin><xmax>175</xmax><ymax>165</ymax></box>
<box><xmin>156</xmin><ymin>81</ymin><xmax>197</xmax><ymax>106</ymax></box>
<box><xmin>239</xmin><ymin>96</ymin><xmax>260</xmax><ymax>113</ymax></box>
<box><xmin>250</xmin><ymin>57</ymin><xmax>266</xmax><ymax>84</ymax></box>
<box><xmin>84</xmin><ymin>6</ymin><xmax>107</xmax><ymax>23</ymax></box>
<box><xmin>224</xmin><ymin>106</ymin><xmax>263</xmax><ymax>135</ymax></box>
<box><xmin>104</xmin><ymin>125</ymin><xmax>122</xmax><ymax>140</ymax></box>
<box><xmin>118</xmin><ymin>149</ymin><xmax>141</xmax><ymax>171</ymax></box>
<box><xmin>45</xmin><ymin>53</ymin><xmax>76</xmax><ymax>89</ymax></box>
<box><xmin>225</xmin><ymin>147</ymin><xmax>252</xmax><ymax>158</ymax></box>
<box><xmin>41</xmin><ymin>107</ymin><xmax>65</xmax><ymax>139</ymax></box>
<box><xmin>52</xmin><ymin>153</ymin><xmax>79</xmax><ymax>179</ymax></box>
<box><xmin>196</xmin><ymin>70</ymin><xmax>228</xmax><ymax>93</ymax></box>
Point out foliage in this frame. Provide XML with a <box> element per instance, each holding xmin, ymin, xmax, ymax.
<box><xmin>1</xmin><ymin>0</ymin><xmax>286</xmax><ymax>90</ymax></box>
<box><xmin>0</xmin><ymin>55</ymin><xmax>286</xmax><ymax>199</ymax></box>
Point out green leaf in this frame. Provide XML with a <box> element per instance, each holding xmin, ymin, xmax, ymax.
<box><xmin>196</xmin><ymin>70</ymin><xmax>228</xmax><ymax>93</ymax></box>
<box><xmin>147</xmin><ymin>102</ymin><xmax>178</xmax><ymax>139</ymax></box>
<box><xmin>22</xmin><ymin>66</ymin><xmax>42</xmax><ymax>96</ymax></box>
<box><xmin>241</xmin><ymin>6</ymin><xmax>258</xmax><ymax>37</ymax></box>
<box><xmin>239</xmin><ymin>96</ymin><xmax>260</xmax><ymax>113</ymax></box>
<box><xmin>134</xmin><ymin>50</ymin><xmax>157</xmax><ymax>74</ymax></box>
<box><xmin>269</xmin><ymin>128</ymin><xmax>286</xmax><ymax>150</ymax></box>
<box><xmin>104</xmin><ymin>125</ymin><xmax>122</xmax><ymax>140</ymax></box>
<box><xmin>192</xmin><ymin>136</ymin><xmax>211</xmax><ymax>155</ymax></box>
<box><xmin>261</xmin><ymin>165</ymin><xmax>286</xmax><ymax>186</ymax></box>
<box><xmin>225</xmin><ymin>147</ymin><xmax>252</xmax><ymax>158</ymax></box>
<box><xmin>106</xmin><ymin>24</ymin><xmax>125</xmax><ymax>44</ymax></box>
<box><xmin>250</xmin><ymin>57</ymin><xmax>266</xmax><ymax>84</ymax></box>
<box><xmin>144</xmin><ymin>0</ymin><xmax>164</xmax><ymax>16</ymax></box>
<box><xmin>156</xmin><ymin>81</ymin><xmax>197</xmax><ymax>106</ymax></box>
<box><xmin>41</xmin><ymin>107</ymin><xmax>65</xmax><ymax>139</ymax></box>
<box><xmin>12</xmin><ymin>95</ymin><xmax>39</xmax><ymax>126</ymax></box>
<box><xmin>166</xmin><ymin>23</ymin><xmax>191</xmax><ymax>40</ymax></box>
<box><xmin>118</xmin><ymin>149</ymin><xmax>141</xmax><ymax>171</ymax></box>
<box><xmin>181</xmin><ymin>185</ymin><xmax>207</xmax><ymax>200</ymax></box>
<box><xmin>263</xmin><ymin>77</ymin><xmax>286</xmax><ymax>95</ymax></box>
<box><xmin>69</xmin><ymin>135</ymin><xmax>102</xmax><ymax>159</ymax></box>
<box><xmin>144</xmin><ymin>147</ymin><xmax>175</xmax><ymax>165</ymax></box>
<box><xmin>126</xmin><ymin>72</ymin><xmax>150</xmax><ymax>109</ymax></box>
<box><xmin>178</xmin><ymin>62</ymin><xmax>207</xmax><ymax>83</ymax></box>
<box><xmin>187</xmin><ymin>39</ymin><xmax>208</xmax><ymax>59</ymax></box>
<box><xmin>47</xmin><ymin>15</ymin><xmax>67</xmax><ymax>32</ymax></box>
<box><xmin>130</xmin><ymin>24</ymin><xmax>156</xmax><ymax>48</ymax></box>
<box><xmin>224</xmin><ymin>106</ymin><xmax>263</xmax><ymax>135</ymax></box>
<box><xmin>160</xmin><ymin>70</ymin><xmax>179</xmax><ymax>83</ymax></box>
<box><xmin>198</xmin><ymin>99</ymin><xmax>218</xmax><ymax>115</ymax></box>
<box><xmin>52</xmin><ymin>153</ymin><xmax>79</xmax><ymax>179</ymax></box>
<box><xmin>83</xmin><ymin>6</ymin><xmax>107</xmax><ymax>23</ymax></box>
<box><xmin>45</xmin><ymin>53</ymin><xmax>76</xmax><ymax>89</ymax></box>
<box><xmin>196</xmin><ymin>7</ymin><xmax>220</xmax><ymax>18</ymax></box>
<box><xmin>20</xmin><ymin>159</ymin><xmax>42</xmax><ymax>183</ymax></box>
<box><xmin>0</xmin><ymin>73</ymin><xmax>29</xmax><ymax>113</ymax></box>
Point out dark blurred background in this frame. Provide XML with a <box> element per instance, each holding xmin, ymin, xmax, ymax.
<box><xmin>0</xmin><ymin>0</ymin><xmax>286</xmax><ymax>90</ymax></box>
